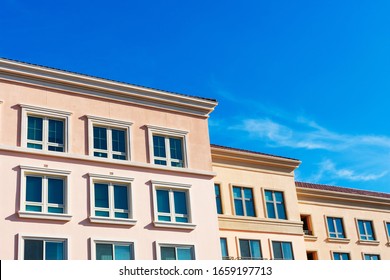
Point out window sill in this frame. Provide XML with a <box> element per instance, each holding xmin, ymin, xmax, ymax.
<box><xmin>153</xmin><ymin>221</ymin><xmax>196</xmax><ymax>230</ymax></box>
<box><xmin>18</xmin><ymin>211</ymin><xmax>72</xmax><ymax>221</ymax></box>
<box><xmin>326</xmin><ymin>237</ymin><xmax>350</xmax><ymax>244</ymax></box>
<box><xmin>304</xmin><ymin>235</ymin><xmax>318</xmax><ymax>242</ymax></box>
<box><xmin>89</xmin><ymin>216</ymin><xmax>137</xmax><ymax>226</ymax></box>
<box><xmin>357</xmin><ymin>240</ymin><xmax>380</xmax><ymax>246</ymax></box>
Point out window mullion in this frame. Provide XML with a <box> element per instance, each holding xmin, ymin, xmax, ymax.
<box><xmin>43</xmin><ymin>240</ymin><xmax>46</xmax><ymax>260</ymax></box>
<box><xmin>109</xmin><ymin>183</ymin><xmax>114</xmax><ymax>218</ymax></box>
<box><xmin>43</xmin><ymin>176</ymin><xmax>48</xmax><ymax>212</ymax></box>
<box><xmin>43</xmin><ymin>117</ymin><xmax>49</xmax><ymax>150</ymax></box>
<box><xmin>169</xmin><ymin>189</ymin><xmax>175</xmax><ymax>221</ymax></box>
<box><xmin>165</xmin><ymin>137</ymin><xmax>171</xmax><ymax>166</ymax></box>
<box><xmin>107</xmin><ymin>127</ymin><xmax>113</xmax><ymax>159</ymax></box>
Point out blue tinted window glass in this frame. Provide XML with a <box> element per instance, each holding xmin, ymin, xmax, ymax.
<box><xmin>115</xmin><ymin>245</ymin><xmax>132</xmax><ymax>260</ymax></box>
<box><xmin>358</xmin><ymin>220</ymin><xmax>366</xmax><ymax>239</ymax></box>
<box><xmin>26</xmin><ymin>176</ymin><xmax>42</xmax><ymax>203</ymax></box>
<box><xmin>266</xmin><ymin>202</ymin><xmax>276</xmax><ymax>218</ymax></box>
<box><xmin>96</xmin><ymin>244</ymin><xmax>113</xmax><ymax>260</ymax></box>
<box><xmin>157</xmin><ymin>190</ymin><xmax>170</xmax><ymax>213</ymax></box>
<box><xmin>95</xmin><ymin>210</ymin><xmax>109</xmax><ymax>217</ymax></box>
<box><xmin>153</xmin><ymin>136</ymin><xmax>166</xmax><ymax>157</ymax></box>
<box><xmin>114</xmin><ymin>185</ymin><xmax>128</xmax><ymax>210</ymax></box>
<box><xmin>276</xmin><ymin>203</ymin><xmax>286</xmax><ymax>219</ymax></box>
<box><xmin>27</xmin><ymin>116</ymin><xmax>43</xmax><ymax>141</ymax></box>
<box><xmin>387</xmin><ymin>223</ymin><xmax>390</xmax><ymax>237</ymax></box>
<box><xmin>112</xmin><ymin>129</ymin><xmax>126</xmax><ymax>153</ymax></box>
<box><xmin>177</xmin><ymin>248</ymin><xmax>193</xmax><ymax>260</ymax></box>
<box><xmin>239</xmin><ymin>240</ymin><xmax>250</xmax><ymax>259</ymax></box>
<box><xmin>281</xmin><ymin>242</ymin><xmax>293</xmax><ymax>260</ymax></box>
<box><xmin>48</xmin><ymin>207</ymin><xmax>64</xmax><ymax>213</ymax></box>
<box><xmin>115</xmin><ymin>212</ymin><xmax>129</xmax><ymax>218</ymax></box>
<box><xmin>220</xmin><ymin>238</ymin><xmax>228</xmax><ymax>258</ymax></box>
<box><xmin>24</xmin><ymin>240</ymin><xmax>43</xmax><ymax>260</ymax></box>
<box><xmin>333</xmin><ymin>253</ymin><xmax>341</xmax><ymax>260</ymax></box>
<box><xmin>48</xmin><ymin>119</ymin><xmax>64</xmax><ymax>144</ymax></box>
<box><xmin>234</xmin><ymin>200</ymin><xmax>244</xmax><ymax>216</ymax></box>
<box><xmin>27</xmin><ymin>143</ymin><xmax>43</xmax><ymax>149</ymax></box>
<box><xmin>250</xmin><ymin>240</ymin><xmax>261</xmax><ymax>259</ymax></box>
<box><xmin>335</xmin><ymin>218</ymin><xmax>344</xmax><ymax>238</ymax></box>
<box><xmin>174</xmin><ymin>191</ymin><xmax>187</xmax><ymax>215</ymax></box>
<box><xmin>274</xmin><ymin>191</ymin><xmax>284</xmax><ymax>202</ymax></box>
<box><xmin>169</xmin><ymin>138</ymin><xmax>183</xmax><ymax>160</ymax></box>
<box><xmin>94</xmin><ymin>183</ymin><xmax>109</xmax><ymax>208</ymax></box>
<box><xmin>245</xmin><ymin>200</ymin><xmax>255</xmax><ymax>217</ymax></box>
<box><xmin>161</xmin><ymin>247</ymin><xmax>175</xmax><ymax>260</ymax></box>
<box><xmin>48</xmin><ymin>178</ymin><xmax>63</xmax><ymax>204</ymax></box>
<box><xmin>243</xmin><ymin>188</ymin><xmax>253</xmax><ymax>199</ymax></box>
<box><xmin>46</xmin><ymin>242</ymin><xmax>64</xmax><ymax>260</ymax></box>
<box><xmin>158</xmin><ymin>215</ymin><xmax>171</xmax><ymax>222</ymax></box>
<box><xmin>365</xmin><ymin>221</ymin><xmax>374</xmax><ymax>240</ymax></box>
<box><xmin>26</xmin><ymin>205</ymin><xmax>42</xmax><ymax>212</ymax></box>
<box><xmin>327</xmin><ymin>217</ymin><xmax>335</xmax><ymax>234</ymax></box>
<box><xmin>93</xmin><ymin>127</ymin><xmax>107</xmax><ymax>150</ymax></box>
<box><xmin>264</xmin><ymin>190</ymin><xmax>273</xmax><ymax>201</ymax></box>
<box><xmin>272</xmin><ymin>242</ymin><xmax>282</xmax><ymax>260</ymax></box>
<box><xmin>233</xmin><ymin>187</ymin><xmax>242</xmax><ymax>198</ymax></box>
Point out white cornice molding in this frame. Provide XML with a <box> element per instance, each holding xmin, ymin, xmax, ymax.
<box><xmin>0</xmin><ymin>58</ymin><xmax>217</xmax><ymax>117</ymax></box>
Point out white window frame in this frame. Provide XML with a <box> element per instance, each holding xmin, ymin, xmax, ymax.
<box><xmin>18</xmin><ymin>234</ymin><xmax>69</xmax><ymax>260</ymax></box>
<box><xmin>20</xmin><ymin>104</ymin><xmax>71</xmax><ymax>152</ymax></box>
<box><xmin>89</xmin><ymin>173</ymin><xmax>136</xmax><ymax>226</ymax></box>
<box><xmin>356</xmin><ymin>219</ymin><xmax>376</xmax><ymax>241</ymax></box>
<box><xmin>146</xmin><ymin>125</ymin><xmax>189</xmax><ymax>168</ymax></box>
<box><xmin>331</xmin><ymin>251</ymin><xmax>350</xmax><ymax>260</ymax></box>
<box><xmin>151</xmin><ymin>180</ymin><xmax>195</xmax><ymax>230</ymax></box>
<box><xmin>326</xmin><ymin>216</ymin><xmax>347</xmax><ymax>239</ymax></box>
<box><xmin>19</xmin><ymin>165</ymin><xmax>72</xmax><ymax>221</ymax></box>
<box><xmin>385</xmin><ymin>221</ymin><xmax>390</xmax><ymax>245</ymax></box>
<box><xmin>91</xmin><ymin>238</ymin><xmax>135</xmax><ymax>260</ymax></box>
<box><xmin>232</xmin><ymin>185</ymin><xmax>256</xmax><ymax>217</ymax></box>
<box><xmin>157</xmin><ymin>243</ymin><xmax>196</xmax><ymax>260</ymax></box>
<box><xmin>87</xmin><ymin>115</ymin><xmax>132</xmax><ymax>161</ymax></box>
<box><xmin>263</xmin><ymin>189</ymin><xmax>287</xmax><ymax>219</ymax></box>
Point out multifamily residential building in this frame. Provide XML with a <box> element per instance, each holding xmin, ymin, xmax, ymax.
<box><xmin>1</xmin><ymin>58</ymin><xmax>390</xmax><ymax>260</ymax></box>
<box><xmin>0</xmin><ymin>58</ymin><xmax>220</xmax><ymax>260</ymax></box>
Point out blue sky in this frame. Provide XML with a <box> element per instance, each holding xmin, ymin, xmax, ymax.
<box><xmin>1</xmin><ymin>1</ymin><xmax>390</xmax><ymax>193</ymax></box>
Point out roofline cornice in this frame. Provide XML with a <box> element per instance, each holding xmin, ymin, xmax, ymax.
<box><xmin>0</xmin><ymin>58</ymin><xmax>217</xmax><ymax>117</ymax></box>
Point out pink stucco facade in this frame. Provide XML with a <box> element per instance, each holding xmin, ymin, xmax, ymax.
<box><xmin>0</xmin><ymin>58</ymin><xmax>220</xmax><ymax>260</ymax></box>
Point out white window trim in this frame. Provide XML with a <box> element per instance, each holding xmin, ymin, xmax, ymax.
<box><xmin>19</xmin><ymin>165</ymin><xmax>72</xmax><ymax>221</ymax></box>
<box><xmin>87</xmin><ymin>115</ymin><xmax>133</xmax><ymax>161</ymax></box>
<box><xmin>156</xmin><ymin>242</ymin><xmax>196</xmax><ymax>260</ymax></box>
<box><xmin>18</xmin><ymin>233</ymin><xmax>69</xmax><ymax>260</ymax></box>
<box><xmin>90</xmin><ymin>238</ymin><xmax>135</xmax><ymax>260</ymax></box>
<box><xmin>151</xmin><ymin>180</ymin><xmax>195</xmax><ymax>230</ymax></box>
<box><xmin>146</xmin><ymin>125</ymin><xmax>189</xmax><ymax>168</ymax></box>
<box><xmin>89</xmin><ymin>173</ymin><xmax>136</xmax><ymax>226</ymax></box>
<box><xmin>20</xmin><ymin>104</ymin><xmax>71</xmax><ymax>153</ymax></box>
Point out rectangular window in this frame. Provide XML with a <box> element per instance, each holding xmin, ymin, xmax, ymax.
<box><xmin>363</xmin><ymin>254</ymin><xmax>380</xmax><ymax>260</ymax></box>
<box><xmin>265</xmin><ymin>190</ymin><xmax>286</xmax><ymax>219</ymax></box>
<box><xmin>239</xmin><ymin>239</ymin><xmax>262</xmax><ymax>260</ymax></box>
<box><xmin>272</xmin><ymin>241</ymin><xmax>294</xmax><ymax>260</ymax></box>
<box><xmin>233</xmin><ymin>187</ymin><xmax>255</xmax><ymax>217</ymax></box>
<box><xmin>327</xmin><ymin>217</ymin><xmax>345</xmax><ymax>238</ymax></box>
<box><xmin>160</xmin><ymin>245</ymin><xmax>195</xmax><ymax>260</ymax></box>
<box><xmin>220</xmin><ymin>238</ymin><xmax>229</xmax><ymax>260</ymax></box>
<box><xmin>156</xmin><ymin>189</ymin><xmax>189</xmax><ymax>223</ymax></box>
<box><xmin>24</xmin><ymin>238</ymin><xmax>66</xmax><ymax>260</ymax></box>
<box><xmin>301</xmin><ymin>215</ymin><xmax>314</xmax><ymax>236</ymax></box>
<box><xmin>96</xmin><ymin>242</ymin><xmax>134</xmax><ymax>260</ymax></box>
<box><xmin>386</xmin><ymin>222</ymin><xmax>390</xmax><ymax>239</ymax></box>
<box><xmin>333</xmin><ymin>252</ymin><xmax>350</xmax><ymax>260</ymax></box>
<box><xmin>147</xmin><ymin>125</ymin><xmax>188</xmax><ymax>168</ymax></box>
<box><xmin>357</xmin><ymin>220</ymin><xmax>375</xmax><ymax>241</ymax></box>
<box><xmin>215</xmin><ymin>184</ymin><xmax>223</xmax><ymax>214</ymax></box>
<box><xmin>21</xmin><ymin>104</ymin><xmax>70</xmax><ymax>153</ymax></box>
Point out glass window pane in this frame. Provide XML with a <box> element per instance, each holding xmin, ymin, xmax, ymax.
<box><xmin>26</xmin><ymin>176</ymin><xmax>42</xmax><ymax>203</ymax></box>
<box><xmin>175</xmin><ymin>217</ymin><xmax>188</xmax><ymax>223</ymax></box>
<box><xmin>272</xmin><ymin>242</ymin><xmax>282</xmax><ymax>260</ymax></box>
<box><xmin>243</xmin><ymin>188</ymin><xmax>253</xmax><ymax>199</ymax></box>
<box><xmin>220</xmin><ymin>238</ymin><xmax>228</xmax><ymax>258</ymax></box>
<box><xmin>276</xmin><ymin>203</ymin><xmax>286</xmax><ymax>219</ymax></box>
<box><xmin>177</xmin><ymin>248</ymin><xmax>193</xmax><ymax>260</ymax></box>
<box><xmin>48</xmin><ymin>119</ymin><xmax>64</xmax><ymax>144</ymax></box>
<box><xmin>27</xmin><ymin>116</ymin><xmax>43</xmax><ymax>141</ymax></box>
<box><xmin>27</xmin><ymin>143</ymin><xmax>43</xmax><ymax>149</ymax></box>
<box><xmin>274</xmin><ymin>191</ymin><xmax>284</xmax><ymax>202</ymax></box>
<box><xmin>335</xmin><ymin>218</ymin><xmax>344</xmax><ymax>238</ymax></box>
<box><xmin>26</xmin><ymin>205</ymin><xmax>42</xmax><ymax>212</ymax></box>
<box><xmin>157</xmin><ymin>190</ymin><xmax>170</xmax><ymax>213</ymax></box>
<box><xmin>94</xmin><ymin>183</ymin><xmax>109</xmax><ymax>208</ymax></box>
<box><xmin>169</xmin><ymin>138</ymin><xmax>183</xmax><ymax>160</ymax></box>
<box><xmin>115</xmin><ymin>245</ymin><xmax>132</xmax><ymax>260</ymax></box>
<box><xmin>266</xmin><ymin>202</ymin><xmax>276</xmax><ymax>218</ymax></box>
<box><xmin>114</xmin><ymin>185</ymin><xmax>128</xmax><ymax>210</ymax></box>
<box><xmin>233</xmin><ymin>187</ymin><xmax>242</xmax><ymax>198</ymax></box>
<box><xmin>358</xmin><ymin>221</ymin><xmax>366</xmax><ymax>239</ymax></box>
<box><xmin>153</xmin><ymin>136</ymin><xmax>166</xmax><ymax>157</ymax></box>
<box><xmin>95</xmin><ymin>210</ymin><xmax>109</xmax><ymax>217</ymax></box>
<box><xmin>174</xmin><ymin>191</ymin><xmax>187</xmax><ymax>215</ymax></box>
<box><xmin>48</xmin><ymin>207</ymin><xmax>64</xmax><ymax>214</ymax></box>
<box><xmin>48</xmin><ymin>178</ymin><xmax>64</xmax><ymax>205</ymax></box>
<box><xmin>239</xmin><ymin>240</ymin><xmax>250</xmax><ymax>259</ymax></box>
<box><xmin>112</xmin><ymin>129</ymin><xmax>126</xmax><ymax>153</ymax></box>
<box><xmin>93</xmin><ymin>126</ymin><xmax>107</xmax><ymax>150</ymax></box>
<box><xmin>161</xmin><ymin>247</ymin><xmax>176</xmax><ymax>260</ymax></box>
<box><xmin>45</xmin><ymin>241</ymin><xmax>64</xmax><ymax>260</ymax></box>
<box><xmin>333</xmin><ymin>253</ymin><xmax>341</xmax><ymax>260</ymax></box>
<box><xmin>250</xmin><ymin>240</ymin><xmax>261</xmax><ymax>259</ymax></box>
<box><xmin>264</xmin><ymin>190</ymin><xmax>273</xmax><ymax>201</ymax></box>
<box><xmin>387</xmin><ymin>223</ymin><xmax>390</xmax><ymax>237</ymax></box>
<box><xmin>96</xmin><ymin>244</ymin><xmax>113</xmax><ymax>260</ymax></box>
<box><xmin>115</xmin><ymin>212</ymin><xmax>129</xmax><ymax>219</ymax></box>
<box><xmin>327</xmin><ymin>217</ymin><xmax>335</xmax><ymax>234</ymax></box>
<box><xmin>234</xmin><ymin>199</ymin><xmax>244</xmax><ymax>216</ymax></box>
<box><xmin>245</xmin><ymin>200</ymin><xmax>255</xmax><ymax>217</ymax></box>
<box><xmin>24</xmin><ymin>240</ymin><xmax>43</xmax><ymax>260</ymax></box>
<box><xmin>158</xmin><ymin>215</ymin><xmax>171</xmax><ymax>222</ymax></box>
<box><xmin>281</xmin><ymin>242</ymin><xmax>293</xmax><ymax>260</ymax></box>
<box><xmin>365</xmin><ymin>221</ymin><xmax>374</xmax><ymax>239</ymax></box>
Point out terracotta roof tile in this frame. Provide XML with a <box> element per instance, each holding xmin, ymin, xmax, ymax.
<box><xmin>296</xmin><ymin>181</ymin><xmax>390</xmax><ymax>199</ymax></box>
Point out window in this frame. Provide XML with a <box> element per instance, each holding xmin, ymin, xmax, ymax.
<box><xmin>301</xmin><ymin>215</ymin><xmax>313</xmax><ymax>236</ymax></box>
<box><xmin>386</xmin><ymin>222</ymin><xmax>390</xmax><ymax>240</ymax></box>
<box><xmin>19</xmin><ymin>166</ymin><xmax>71</xmax><ymax>220</ymax></box>
<box><xmin>147</xmin><ymin>125</ymin><xmax>188</xmax><ymax>168</ymax></box>
<box><xmin>152</xmin><ymin>181</ymin><xmax>194</xmax><ymax>229</ymax></box>
<box><xmin>327</xmin><ymin>217</ymin><xmax>345</xmax><ymax>238</ymax></box>
<box><xmin>265</xmin><ymin>190</ymin><xmax>286</xmax><ymax>219</ymax></box>
<box><xmin>220</xmin><ymin>238</ymin><xmax>229</xmax><ymax>260</ymax></box>
<box><xmin>87</xmin><ymin>116</ymin><xmax>132</xmax><ymax>161</ymax></box>
<box><xmin>215</xmin><ymin>184</ymin><xmax>223</xmax><ymax>214</ymax></box>
<box><xmin>333</xmin><ymin>252</ymin><xmax>350</xmax><ymax>260</ymax></box>
<box><xmin>95</xmin><ymin>242</ymin><xmax>134</xmax><ymax>260</ymax></box>
<box><xmin>239</xmin><ymin>239</ymin><xmax>262</xmax><ymax>260</ymax></box>
<box><xmin>357</xmin><ymin>220</ymin><xmax>375</xmax><ymax>241</ymax></box>
<box><xmin>22</xmin><ymin>237</ymin><xmax>67</xmax><ymax>260</ymax></box>
<box><xmin>272</xmin><ymin>241</ymin><xmax>294</xmax><ymax>260</ymax></box>
<box><xmin>89</xmin><ymin>174</ymin><xmax>135</xmax><ymax>225</ymax></box>
<box><xmin>21</xmin><ymin>104</ymin><xmax>71</xmax><ymax>152</ymax></box>
<box><xmin>233</xmin><ymin>186</ymin><xmax>255</xmax><ymax>217</ymax></box>
<box><xmin>363</xmin><ymin>254</ymin><xmax>380</xmax><ymax>260</ymax></box>
<box><xmin>160</xmin><ymin>245</ymin><xmax>195</xmax><ymax>260</ymax></box>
